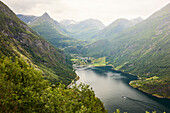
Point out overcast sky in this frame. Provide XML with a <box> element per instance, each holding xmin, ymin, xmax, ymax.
<box><xmin>1</xmin><ymin>0</ymin><xmax>170</xmax><ymax>25</ymax></box>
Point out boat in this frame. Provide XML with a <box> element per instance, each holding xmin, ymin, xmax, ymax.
<box><xmin>122</xmin><ymin>96</ymin><xmax>127</xmax><ymax>99</ymax></box>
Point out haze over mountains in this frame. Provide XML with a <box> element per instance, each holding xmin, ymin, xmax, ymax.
<box><xmin>14</xmin><ymin>2</ymin><xmax>170</xmax><ymax>98</ymax></box>
<box><xmin>60</xmin><ymin>19</ymin><xmax>105</xmax><ymax>40</ymax></box>
<box><xmin>17</xmin><ymin>13</ymin><xmax>106</xmax><ymax>41</ymax></box>
<box><xmin>17</xmin><ymin>13</ymin><xmax>143</xmax><ymax>41</ymax></box>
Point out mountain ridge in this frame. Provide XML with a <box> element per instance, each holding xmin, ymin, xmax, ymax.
<box><xmin>91</xmin><ymin>17</ymin><xmax>143</xmax><ymax>40</ymax></box>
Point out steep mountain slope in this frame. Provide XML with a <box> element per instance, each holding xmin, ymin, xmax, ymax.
<box><xmin>81</xmin><ymin>3</ymin><xmax>170</xmax><ymax>98</ymax></box>
<box><xmin>91</xmin><ymin>17</ymin><xmax>143</xmax><ymax>40</ymax></box>
<box><xmin>60</xmin><ymin>19</ymin><xmax>105</xmax><ymax>40</ymax></box>
<box><xmin>0</xmin><ymin>1</ymin><xmax>76</xmax><ymax>85</ymax></box>
<box><xmin>17</xmin><ymin>14</ymin><xmax>37</xmax><ymax>23</ymax></box>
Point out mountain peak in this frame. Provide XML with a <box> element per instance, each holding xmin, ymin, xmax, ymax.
<box><xmin>42</xmin><ymin>12</ymin><xmax>49</xmax><ymax>16</ymax></box>
<box><xmin>41</xmin><ymin>12</ymin><xmax>51</xmax><ymax>19</ymax></box>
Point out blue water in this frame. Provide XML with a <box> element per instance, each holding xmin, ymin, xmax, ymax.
<box><xmin>75</xmin><ymin>66</ymin><xmax>170</xmax><ymax>113</ymax></box>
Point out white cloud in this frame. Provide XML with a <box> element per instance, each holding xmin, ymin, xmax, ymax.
<box><xmin>1</xmin><ymin>0</ymin><xmax>170</xmax><ymax>25</ymax></box>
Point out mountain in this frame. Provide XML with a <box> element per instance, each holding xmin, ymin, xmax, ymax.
<box><xmin>25</xmin><ymin>12</ymin><xmax>84</xmax><ymax>48</ymax></box>
<box><xmin>91</xmin><ymin>17</ymin><xmax>143</xmax><ymax>40</ymax></box>
<box><xmin>29</xmin><ymin>12</ymin><xmax>68</xmax><ymax>36</ymax></box>
<box><xmin>0</xmin><ymin>1</ymin><xmax>76</xmax><ymax>85</ymax></box>
<box><xmin>81</xmin><ymin>3</ymin><xmax>170</xmax><ymax>98</ymax></box>
<box><xmin>60</xmin><ymin>19</ymin><xmax>105</xmax><ymax>40</ymax></box>
<box><xmin>17</xmin><ymin>14</ymin><xmax>37</xmax><ymax>23</ymax></box>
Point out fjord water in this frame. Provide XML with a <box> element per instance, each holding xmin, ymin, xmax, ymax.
<box><xmin>75</xmin><ymin>66</ymin><xmax>170</xmax><ymax>113</ymax></box>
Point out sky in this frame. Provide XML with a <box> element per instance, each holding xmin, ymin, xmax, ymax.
<box><xmin>1</xmin><ymin>0</ymin><xmax>170</xmax><ymax>25</ymax></box>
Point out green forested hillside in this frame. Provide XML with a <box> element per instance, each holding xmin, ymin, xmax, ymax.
<box><xmin>0</xmin><ymin>1</ymin><xmax>76</xmax><ymax>85</ymax></box>
<box><xmin>80</xmin><ymin>3</ymin><xmax>170</xmax><ymax>98</ymax></box>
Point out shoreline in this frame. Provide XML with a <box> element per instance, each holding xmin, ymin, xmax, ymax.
<box><xmin>73</xmin><ymin>64</ymin><xmax>170</xmax><ymax>99</ymax></box>
<box><xmin>67</xmin><ymin>75</ymin><xmax>79</xmax><ymax>88</ymax></box>
<box><xmin>109</xmin><ymin>66</ymin><xmax>170</xmax><ymax>99</ymax></box>
<box><xmin>129</xmin><ymin>81</ymin><xmax>170</xmax><ymax>99</ymax></box>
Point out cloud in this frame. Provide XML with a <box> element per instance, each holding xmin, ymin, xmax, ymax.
<box><xmin>2</xmin><ymin>0</ymin><xmax>47</xmax><ymax>12</ymax></box>
<box><xmin>2</xmin><ymin>0</ymin><xmax>64</xmax><ymax>16</ymax></box>
<box><xmin>1</xmin><ymin>0</ymin><xmax>170</xmax><ymax>25</ymax></box>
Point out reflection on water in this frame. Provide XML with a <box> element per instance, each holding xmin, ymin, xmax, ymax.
<box><xmin>75</xmin><ymin>66</ymin><xmax>170</xmax><ymax>113</ymax></box>
<box><xmin>125</xmin><ymin>97</ymin><xmax>164</xmax><ymax>111</ymax></box>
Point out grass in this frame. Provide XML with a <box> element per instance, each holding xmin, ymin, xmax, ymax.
<box><xmin>71</xmin><ymin>59</ymin><xmax>78</xmax><ymax>61</ymax></box>
<box><xmin>91</xmin><ymin>57</ymin><xmax>107</xmax><ymax>66</ymax></box>
<box><xmin>146</xmin><ymin>76</ymin><xmax>159</xmax><ymax>81</ymax></box>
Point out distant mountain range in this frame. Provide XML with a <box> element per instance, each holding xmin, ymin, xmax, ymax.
<box><xmin>60</xmin><ymin>19</ymin><xmax>105</xmax><ymax>40</ymax></box>
<box><xmin>17</xmin><ymin>13</ymin><xmax>87</xmax><ymax>48</ymax></box>
<box><xmin>17</xmin><ymin>13</ymin><xmax>143</xmax><ymax>42</ymax></box>
<box><xmin>17</xmin><ymin>14</ymin><xmax>106</xmax><ymax>41</ymax></box>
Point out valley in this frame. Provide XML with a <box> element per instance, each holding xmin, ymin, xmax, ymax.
<box><xmin>17</xmin><ymin>2</ymin><xmax>170</xmax><ymax>99</ymax></box>
<box><xmin>0</xmin><ymin>0</ymin><xmax>170</xmax><ymax>112</ymax></box>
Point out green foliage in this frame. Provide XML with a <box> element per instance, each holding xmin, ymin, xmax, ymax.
<box><xmin>145</xmin><ymin>111</ymin><xmax>158</xmax><ymax>113</ymax></box>
<box><xmin>115</xmin><ymin>109</ymin><xmax>120</xmax><ymax>113</ymax></box>
<box><xmin>92</xmin><ymin>57</ymin><xmax>107</xmax><ymax>66</ymax></box>
<box><xmin>0</xmin><ymin>56</ymin><xmax>106</xmax><ymax>113</ymax></box>
<box><xmin>0</xmin><ymin>56</ymin><xmax>49</xmax><ymax>112</ymax></box>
